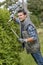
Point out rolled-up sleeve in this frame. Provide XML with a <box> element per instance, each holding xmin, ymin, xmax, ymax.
<box><xmin>27</xmin><ymin>24</ymin><xmax>37</xmax><ymax>40</ymax></box>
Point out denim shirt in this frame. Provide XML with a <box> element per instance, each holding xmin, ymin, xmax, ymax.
<box><xmin>27</xmin><ymin>24</ymin><xmax>37</xmax><ymax>41</ymax></box>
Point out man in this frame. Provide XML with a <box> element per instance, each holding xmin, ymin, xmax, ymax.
<box><xmin>12</xmin><ymin>9</ymin><xmax>43</xmax><ymax>65</ymax></box>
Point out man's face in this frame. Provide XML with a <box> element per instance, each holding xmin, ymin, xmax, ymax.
<box><xmin>18</xmin><ymin>12</ymin><xmax>26</xmax><ymax>22</ymax></box>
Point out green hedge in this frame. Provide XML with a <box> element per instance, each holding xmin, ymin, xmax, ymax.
<box><xmin>0</xmin><ymin>8</ymin><xmax>22</xmax><ymax>65</ymax></box>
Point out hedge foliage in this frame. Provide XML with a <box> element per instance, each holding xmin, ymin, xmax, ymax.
<box><xmin>0</xmin><ymin>8</ymin><xmax>22</xmax><ymax>65</ymax></box>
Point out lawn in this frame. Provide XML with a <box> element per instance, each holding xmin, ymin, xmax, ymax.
<box><xmin>20</xmin><ymin>28</ymin><xmax>43</xmax><ymax>65</ymax></box>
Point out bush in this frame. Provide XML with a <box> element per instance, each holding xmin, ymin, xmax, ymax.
<box><xmin>0</xmin><ymin>8</ymin><xmax>22</xmax><ymax>65</ymax></box>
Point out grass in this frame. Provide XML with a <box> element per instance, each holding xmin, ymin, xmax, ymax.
<box><xmin>20</xmin><ymin>28</ymin><xmax>43</xmax><ymax>65</ymax></box>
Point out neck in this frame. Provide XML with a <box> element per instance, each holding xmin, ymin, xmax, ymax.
<box><xmin>21</xmin><ymin>19</ymin><xmax>25</xmax><ymax>22</ymax></box>
<box><xmin>21</xmin><ymin>17</ymin><xmax>27</xmax><ymax>22</ymax></box>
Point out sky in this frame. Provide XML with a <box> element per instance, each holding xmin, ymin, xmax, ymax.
<box><xmin>19</xmin><ymin>0</ymin><xmax>26</xmax><ymax>3</ymax></box>
<box><xmin>0</xmin><ymin>0</ymin><xmax>5</xmax><ymax>2</ymax></box>
<box><xmin>0</xmin><ymin>0</ymin><xmax>26</xmax><ymax>2</ymax></box>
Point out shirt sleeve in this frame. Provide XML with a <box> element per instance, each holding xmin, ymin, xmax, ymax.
<box><xmin>27</xmin><ymin>24</ymin><xmax>37</xmax><ymax>40</ymax></box>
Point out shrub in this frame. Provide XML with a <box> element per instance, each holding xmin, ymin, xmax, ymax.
<box><xmin>0</xmin><ymin>8</ymin><xmax>22</xmax><ymax>65</ymax></box>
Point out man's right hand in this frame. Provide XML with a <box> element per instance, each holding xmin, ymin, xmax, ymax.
<box><xmin>10</xmin><ymin>14</ymin><xmax>14</xmax><ymax>20</ymax></box>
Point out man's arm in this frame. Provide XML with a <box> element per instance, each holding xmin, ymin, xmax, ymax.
<box><xmin>26</xmin><ymin>24</ymin><xmax>37</xmax><ymax>42</ymax></box>
<box><xmin>18</xmin><ymin>24</ymin><xmax>37</xmax><ymax>43</ymax></box>
<box><xmin>10</xmin><ymin>14</ymin><xmax>20</xmax><ymax>24</ymax></box>
<box><xmin>14</xmin><ymin>18</ymin><xmax>20</xmax><ymax>24</ymax></box>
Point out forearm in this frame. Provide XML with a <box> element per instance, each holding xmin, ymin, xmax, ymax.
<box><xmin>18</xmin><ymin>37</ymin><xmax>35</xmax><ymax>43</ymax></box>
<box><xmin>14</xmin><ymin>18</ymin><xmax>20</xmax><ymax>24</ymax></box>
<box><xmin>26</xmin><ymin>37</ymin><xmax>34</xmax><ymax>42</ymax></box>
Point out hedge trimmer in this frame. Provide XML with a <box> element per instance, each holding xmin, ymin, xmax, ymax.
<box><xmin>11</xmin><ymin>28</ymin><xmax>19</xmax><ymax>39</ymax></box>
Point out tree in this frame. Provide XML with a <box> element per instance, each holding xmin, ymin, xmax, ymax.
<box><xmin>27</xmin><ymin>0</ymin><xmax>43</xmax><ymax>14</ymax></box>
<box><xmin>27</xmin><ymin>0</ymin><xmax>43</xmax><ymax>22</ymax></box>
<box><xmin>0</xmin><ymin>0</ymin><xmax>18</xmax><ymax>8</ymax></box>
